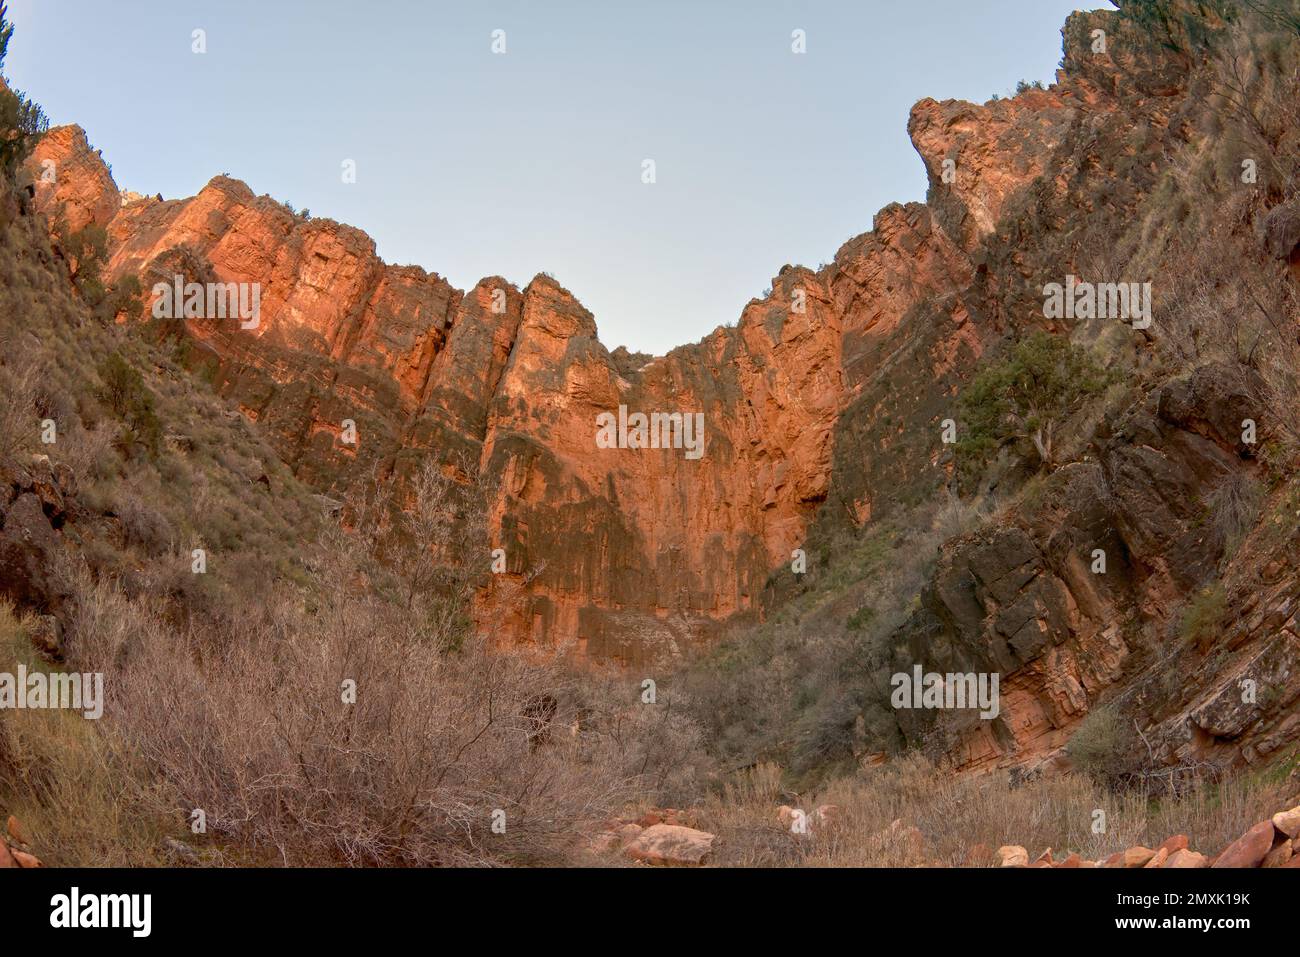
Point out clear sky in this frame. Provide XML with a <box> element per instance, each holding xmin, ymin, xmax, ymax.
<box><xmin>4</xmin><ymin>0</ymin><xmax>1108</xmax><ymax>355</ymax></box>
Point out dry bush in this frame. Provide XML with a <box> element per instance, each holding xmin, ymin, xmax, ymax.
<box><xmin>65</xmin><ymin>575</ymin><xmax>630</xmax><ymax>865</ymax></box>
<box><xmin>15</xmin><ymin>460</ymin><xmax>705</xmax><ymax>867</ymax></box>
<box><xmin>47</xmin><ymin>419</ymin><xmax>115</xmax><ymax>484</ymax></box>
<box><xmin>343</xmin><ymin>458</ymin><xmax>490</xmax><ymax>652</ymax></box>
<box><xmin>0</xmin><ymin>344</ymin><xmax>40</xmax><ymax>467</ymax></box>
<box><xmin>1206</xmin><ymin>470</ymin><xmax>1264</xmax><ymax>557</ymax></box>
<box><xmin>930</xmin><ymin>488</ymin><xmax>992</xmax><ymax>543</ymax></box>
<box><xmin>566</xmin><ymin>670</ymin><xmax>708</xmax><ymax>811</ymax></box>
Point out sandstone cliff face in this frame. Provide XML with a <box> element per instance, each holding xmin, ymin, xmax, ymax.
<box><xmin>28</xmin><ymin>125</ymin><xmax>119</xmax><ymax>235</ymax></box>
<box><xmin>30</xmin><ymin>143</ymin><xmax>863</xmax><ymax>663</ymax></box>
<box><xmin>908</xmin><ymin>87</ymin><xmax>1078</xmax><ymax>253</ymax></box>
<box><xmin>27</xmin><ymin>49</ymin><xmax>1056</xmax><ymax>665</ymax></box>
<box><xmin>26</xmin><ymin>4</ymin><xmax>1300</xmax><ymax>779</ymax></box>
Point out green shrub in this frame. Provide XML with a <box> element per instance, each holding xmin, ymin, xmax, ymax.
<box><xmin>0</xmin><ymin>3</ymin><xmax>47</xmax><ymax>172</ymax></box>
<box><xmin>97</xmin><ymin>352</ymin><xmax>161</xmax><ymax>459</ymax></box>
<box><xmin>846</xmin><ymin>606</ymin><xmax>876</xmax><ymax>631</ymax></box>
<box><xmin>1067</xmin><ymin>705</ymin><xmax>1139</xmax><ymax>787</ymax></box>
<box><xmin>64</xmin><ymin>224</ymin><xmax>109</xmax><ymax>299</ymax></box>
<box><xmin>1178</xmin><ymin>583</ymin><xmax>1228</xmax><ymax>652</ymax></box>
<box><xmin>95</xmin><ymin>273</ymin><xmax>144</xmax><ymax>322</ymax></box>
<box><xmin>956</xmin><ymin>331</ymin><xmax>1109</xmax><ymax>482</ymax></box>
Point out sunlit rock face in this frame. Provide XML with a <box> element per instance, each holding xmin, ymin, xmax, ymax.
<box><xmin>23</xmin><ymin>37</ymin><xmax>1073</xmax><ymax>666</ymax></box>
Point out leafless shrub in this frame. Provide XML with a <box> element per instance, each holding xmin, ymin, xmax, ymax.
<box><xmin>37</xmin><ymin>459</ymin><xmax>702</xmax><ymax>866</ymax></box>
<box><xmin>0</xmin><ymin>345</ymin><xmax>40</xmax><ymax>467</ymax></box>
<box><xmin>1206</xmin><ymin>470</ymin><xmax>1264</xmax><ymax>557</ymax></box>
<box><xmin>931</xmin><ymin>488</ymin><xmax>991</xmax><ymax>543</ymax></box>
<box><xmin>115</xmin><ymin>488</ymin><xmax>177</xmax><ymax>553</ymax></box>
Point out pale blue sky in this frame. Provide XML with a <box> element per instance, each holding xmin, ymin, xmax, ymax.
<box><xmin>5</xmin><ymin>1</ymin><xmax>1107</xmax><ymax>354</ymax></box>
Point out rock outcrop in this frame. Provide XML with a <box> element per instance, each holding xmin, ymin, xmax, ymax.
<box><xmin>31</xmin><ymin>136</ymin><xmax>885</xmax><ymax>663</ymax></box>
<box><xmin>29</xmin><ymin>126</ymin><xmax>119</xmax><ymax>236</ymax></box>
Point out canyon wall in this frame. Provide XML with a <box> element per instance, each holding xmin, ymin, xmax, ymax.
<box><xmin>24</xmin><ymin>4</ymin><xmax>1300</xmax><ymax>777</ymax></box>
<box><xmin>28</xmin><ymin>40</ymin><xmax>1079</xmax><ymax>665</ymax></box>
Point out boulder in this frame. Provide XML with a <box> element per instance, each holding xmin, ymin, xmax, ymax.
<box><xmin>6</xmin><ymin>815</ymin><xmax>30</xmax><ymax>845</ymax></box>
<box><xmin>886</xmin><ymin>819</ymin><xmax>926</xmax><ymax>860</ymax></box>
<box><xmin>625</xmin><ymin>824</ymin><xmax>715</xmax><ymax>866</ymax></box>
<box><xmin>53</xmin><ymin>462</ymin><xmax>77</xmax><ymax>499</ymax></box>
<box><xmin>1143</xmin><ymin>847</ymin><xmax>1170</xmax><ymax>868</ymax></box>
<box><xmin>12</xmin><ymin>850</ymin><xmax>41</xmax><ymax>868</ymax></box>
<box><xmin>29</xmin><ymin>464</ymin><xmax>66</xmax><ymax>518</ymax></box>
<box><xmin>616</xmin><ymin>823</ymin><xmax>643</xmax><ymax>844</ymax></box>
<box><xmin>0</xmin><ymin>840</ymin><xmax>15</xmax><ymax>868</ymax></box>
<box><xmin>1121</xmin><ymin>846</ymin><xmax>1156</xmax><ymax>868</ymax></box>
<box><xmin>1261</xmin><ymin>840</ymin><xmax>1292</xmax><ymax>869</ymax></box>
<box><xmin>0</xmin><ymin>493</ymin><xmax>60</xmax><ymax>608</ymax></box>
<box><xmin>996</xmin><ymin>845</ymin><xmax>1028</xmax><ymax>868</ymax></box>
<box><xmin>1272</xmin><ymin>805</ymin><xmax>1300</xmax><ymax>839</ymax></box>
<box><xmin>1263</xmin><ymin>197</ymin><xmax>1300</xmax><ymax>261</ymax></box>
<box><xmin>1212</xmin><ymin>821</ymin><xmax>1276</xmax><ymax>868</ymax></box>
<box><xmin>1158</xmin><ymin>834</ymin><xmax>1188</xmax><ymax>854</ymax></box>
<box><xmin>1163</xmin><ymin>849</ymin><xmax>1209</xmax><ymax>868</ymax></box>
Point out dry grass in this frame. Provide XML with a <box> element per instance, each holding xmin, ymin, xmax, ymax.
<box><xmin>0</xmin><ymin>602</ymin><xmax>177</xmax><ymax>866</ymax></box>
<box><xmin>694</xmin><ymin>754</ymin><xmax>1298</xmax><ymax>867</ymax></box>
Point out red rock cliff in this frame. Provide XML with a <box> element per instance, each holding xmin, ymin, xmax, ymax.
<box><xmin>23</xmin><ymin>16</ymin><xmax>1111</xmax><ymax>667</ymax></box>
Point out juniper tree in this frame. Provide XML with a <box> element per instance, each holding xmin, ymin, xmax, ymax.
<box><xmin>956</xmin><ymin>331</ymin><xmax>1109</xmax><ymax>478</ymax></box>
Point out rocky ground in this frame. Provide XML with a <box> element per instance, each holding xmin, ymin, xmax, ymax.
<box><xmin>577</xmin><ymin>798</ymin><xmax>1300</xmax><ymax>868</ymax></box>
